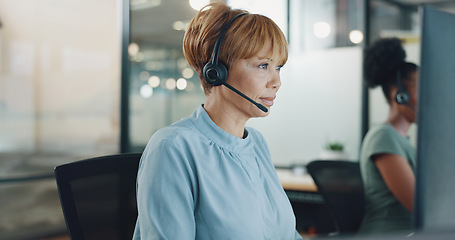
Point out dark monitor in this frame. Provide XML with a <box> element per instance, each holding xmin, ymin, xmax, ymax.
<box><xmin>415</xmin><ymin>5</ymin><xmax>455</xmax><ymax>231</ymax></box>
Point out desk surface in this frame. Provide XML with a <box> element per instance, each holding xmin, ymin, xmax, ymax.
<box><xmin>276</xmin><ymin>169</ymin><xmax>317</xmax><ymax>192</ymax></box>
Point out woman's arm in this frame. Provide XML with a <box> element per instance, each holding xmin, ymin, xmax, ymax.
<box><xmin>373</xmin><ymin>153</ymin><xmax>415</xmax><ymax>212</ymax></box>
<box><xmin>135</xmin><ymin>139</ymin><xmax>197</xmax><ymax>239</ymax></box>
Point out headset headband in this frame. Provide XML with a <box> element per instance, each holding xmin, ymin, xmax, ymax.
<box><xmin>210</xmin><ymin>12</ymin><xmax>248</xmax><ymax>65</ymax></box>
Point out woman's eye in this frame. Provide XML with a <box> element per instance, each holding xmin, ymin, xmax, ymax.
<box><xmin>276</xmin><ymin>65</ymin><xmax>283</xmax><ymax>71</ymax></box>
<box><xmin>259</xmin><ymin>63</ymin><xmax>269</xmax><ymax>69</ymax></box>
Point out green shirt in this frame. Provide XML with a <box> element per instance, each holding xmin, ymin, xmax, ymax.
<box><xmin>358</xmin><ymin>123</ymin><xmax>416</xmax><ymax>235</ymax></box>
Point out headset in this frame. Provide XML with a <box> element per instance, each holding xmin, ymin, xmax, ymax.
<box><xmin>202</xmin><ymin>12</ymin><xmax>268</xmax><ymax>113</ymax></box>
<box><xmin>395</xmin><ymin>68</ymin><xmax>410</xmax><ymax>105</ymax></box>
<box><xmin>203</xmin><ymin>12</ymin><xmax>247</xmax><ymax>86</ymax></box>
<box><xmin>394</xmin><ymin>67</ymin><xmax>417</xmax><ymax>114</ymax></box>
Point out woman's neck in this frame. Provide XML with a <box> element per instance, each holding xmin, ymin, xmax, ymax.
<box><xmin>386</xmin><ymin>107</ymin><xmax>412</xmax><ymax>137</ymax></box>
<box><xmin>203</xmin><ymin>100</ymin><xmax>248</xmax><ymax>139</ymax></box>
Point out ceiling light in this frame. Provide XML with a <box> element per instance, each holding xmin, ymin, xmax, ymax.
<box><xmin>177</xmin><ymin>78</ymin><xmax>188</xmax><ymax>90</ymax></box>
<box><xmin>148</xmin><ymin>76</ymin><xmax>161</xmax><ymax>88</ymax></box>
<box><xmin>182</xmin><ymin>68</ymin><xmax>194</xmax><ymax>78</ymax></box>
<box><xmin>313</xmin><ymin>22</ymin><xmax>331</xmax><ymax>39</ymax></box>
<box><xmin>349</xmin><ymin>30</ymin><xmax>364</xmax><ymax>44</ymax></box>
<box><xmin>189</xmin><ymin>0</ymin><xmax>209</xmax><ymax>11</ymax></box>
<box><xmin>140</xmin><ymin>85</ymin><xmax>153</xmax><ymax>98</ymax></box>
<box><xmin>128</xmin><ymin>42</ymin><xmax>139</xmax><ymax>56</ymax></box>
<box><xmin>166</xmin><ymin>78</ymin><xmax>176</xmax><ymax>90</ymax></box>
<box><xmin>173</xmin><ymin>21</ymin><xmax>185</xmax><ymax>31</ymax></box>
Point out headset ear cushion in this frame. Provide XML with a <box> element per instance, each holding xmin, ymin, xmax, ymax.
<box><xmin>203</xmin><ymin>62</ymin><xmax>228</xmax><ymax>86</ymax></box>
<box><xmin>395</xmin><ymin>91</ymin><xmax>410</xmax><ymax>104</ymax></box>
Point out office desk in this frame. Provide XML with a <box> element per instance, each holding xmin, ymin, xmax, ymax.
<box><xmin>276</xmin><ymin>168</ymin><xmax>322</xmax><ymax>204</ymax></box>
<box><xmin>276</xmin><ymin>169</ymin><xmax>317</xmax><ymax>192</ymax></box>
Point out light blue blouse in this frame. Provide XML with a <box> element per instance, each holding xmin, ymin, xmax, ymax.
<box><xmin>133</xmin><ymin>106</ymin><xmax>302</xmax><ymax>240</ymax></box>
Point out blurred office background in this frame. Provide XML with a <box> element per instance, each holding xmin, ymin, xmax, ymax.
<box><xmin>1</xmin><ymin>0</ymin><xmax>455</xmax><ymax>239</ymax></box>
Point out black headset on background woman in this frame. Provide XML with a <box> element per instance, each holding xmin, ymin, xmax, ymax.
<box><xmin>395</xmin><ymin>68</ymin><xmax>416</xmax><ymax>113</ymax></box>
<box><xmin>202</xmin><ymin>12</ymin><xmax>268</xmax><ymax>113</ymax></box>
<box><xmin>395</xmin><ymin>70</ymin><xmax>410</xmax><ymax>105</ymax></box>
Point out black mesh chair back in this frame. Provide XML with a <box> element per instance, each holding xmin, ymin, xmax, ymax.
<box><xmin>306</xmin><ymin>160</ymin><xmax>365</xmax><ymax>235</ymax></box>
<box><xmin>54</xmin><ymin>153</ymin><xmax>142</xmax><ymax>240</ymax></box>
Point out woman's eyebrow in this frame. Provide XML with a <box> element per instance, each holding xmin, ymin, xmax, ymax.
<box><xmin>257</xmin><ymin>57</ymin><xmax>272</xmax><ymax>61</ymax></box>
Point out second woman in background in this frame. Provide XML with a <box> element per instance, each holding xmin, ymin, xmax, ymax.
<box><xmin>358</xmin><ymin>38</ymin><xmax>419</xmax><ymax>235</ymax></box>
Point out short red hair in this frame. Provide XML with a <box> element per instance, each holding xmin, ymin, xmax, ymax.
<box><xmin>183</xmin><ymin>1</ymin><xmax>288</xmax><ymax>95</ymax></box>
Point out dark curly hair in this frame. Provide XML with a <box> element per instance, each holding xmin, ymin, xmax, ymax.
<box><xmin>363</xmin><ymin>38</ymin><xmax>418</xmax><ymax>102</ymax></box>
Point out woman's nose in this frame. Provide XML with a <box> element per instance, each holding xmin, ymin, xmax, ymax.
<box><xmin>267</xmin><ymin>73</ymin><xmax>281</xmax><ymax>89</ymax></box>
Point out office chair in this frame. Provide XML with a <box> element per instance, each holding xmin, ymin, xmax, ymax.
<box><xmin>306</xmin><ymin>160</ymin><xmax>365</xmax><ymax>236</ymax></box>
<box><xmin>54</xmin><ymin>153</ymin><xmax>142</xmax><ymax>240</ymax></box>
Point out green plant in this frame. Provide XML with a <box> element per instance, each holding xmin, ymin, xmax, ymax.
<box><xmin>325</xmin><ymin>142</ymin><xmax>344</xmax><ymax>151</ymax></box>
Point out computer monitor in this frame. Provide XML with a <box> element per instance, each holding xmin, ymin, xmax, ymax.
<box><xmin>415</xmin><ymin>5</ymin><xmax>455</xmax><ymax>231</ymax></box>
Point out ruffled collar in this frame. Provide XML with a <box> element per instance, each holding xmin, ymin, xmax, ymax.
<box><xmin>190</xmin><ymin>105</ymin><xmax>254</xmax><ymax>154</ymax></box>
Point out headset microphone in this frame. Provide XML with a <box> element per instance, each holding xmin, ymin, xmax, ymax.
<box><xmin>203</xmin><ymin>12</ymin><xmax>269</xmax><ymax>113</ymax></box>
<box><xmin>223</xmin><ymin>82</ymin><xmax>269</xmax><ymax>112</ymax></box>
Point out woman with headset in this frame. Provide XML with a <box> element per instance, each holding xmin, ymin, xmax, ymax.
<box><xmin>133</xmin><ymin>1</ymin><xmax>302</xmax><ymax>239</ymax></box>
<box><xmin>358</xmin><ymin>38</ymin><xmax>419</xmax><ymax>235</ymax></box>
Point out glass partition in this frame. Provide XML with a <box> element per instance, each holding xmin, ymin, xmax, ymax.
<box><xmin>128</xmin><ymin>0</ymin><xmax>205</xmax><ymax>151</ymax></box>
<box><xmin>0</xmin><ymin>1</ymin><xmax>121</xmax><ymax>238</ymax></box>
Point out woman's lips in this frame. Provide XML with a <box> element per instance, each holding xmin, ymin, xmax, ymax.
<box><xmin>259</xmin><ymin>97</ymin><xmax>275</xmax><ymax>106</ymax></box>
